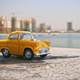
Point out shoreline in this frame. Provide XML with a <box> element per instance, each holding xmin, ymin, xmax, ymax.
<box><xmin>49</xmin><ymin>47</ymin><xmax>80</xmax><ymax>57</ymax></box>
<box><xmin>0</xmin><ymin>47</ymin><xmax>80</xmax><ymax>80</ymax></box>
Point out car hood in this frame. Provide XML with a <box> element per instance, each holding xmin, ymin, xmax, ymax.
<box><xmin>34</xmin><ymin>39</ymin><xmax>50</xmax><ymax>48</ymax></box>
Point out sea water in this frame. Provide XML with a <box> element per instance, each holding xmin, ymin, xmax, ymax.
<box><xmin>34</xmin><ymin>33</ymin><xmax>80</xmax><ymax>49</ymax></box>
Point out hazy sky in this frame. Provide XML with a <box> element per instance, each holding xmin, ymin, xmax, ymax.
<box><xmin>0</xmin><ymin>0</ymin><xmax>80</xmax><ymax>31</ymax></box>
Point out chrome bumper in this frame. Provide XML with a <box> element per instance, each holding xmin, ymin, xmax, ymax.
<box><xmin>36</xmin><ymin>48</ymin><xmax>49</xmax><ymax>56</ymax></box>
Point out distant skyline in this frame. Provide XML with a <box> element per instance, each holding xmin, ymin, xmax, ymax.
<box><xmin>0</xmin><ymin>0</ymin><xmax>80</xmax><ymax>31</ymax></box>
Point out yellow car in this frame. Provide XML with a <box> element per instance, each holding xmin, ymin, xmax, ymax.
<box><xmin>0</xmin><ymin>31</ymin><xmax>50</xmax><ymax>60</ymax></box>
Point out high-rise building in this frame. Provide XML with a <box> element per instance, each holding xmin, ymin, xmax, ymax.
<box><xmin>0</xmin><ymin>16</ymin><xmax>4</xmax><ymax>33</ymax></box>
<box><xmin>67</xmin><ymin>22</ymin><xmax>73</xmax><ymax>32</ymax></box>
<box><xmin>46</xmin><ymin>25</ymin><xmax>52</xmax><ymax>32</ymax></box>
<box><xmin>39</xmin><ymin>23</ymin><xmax>46</xmax><ymax>32</ymax></box>
<box><xmin>0</xmin><ymin>16</ymin><xmax>8</xmax><ymax>33</ymax></box>
<box><xmin>31</xmin><ymin>18</ymin><xmax>36</xmax><ymax>32</ymax></box>
<box><xmin>11</xmin><ymin>16</ymin><xmax>17</xmax><ymax>32</ymax></box>
<box><xmin>20</xmin><ymin>20</ymin><xmax>23</xmax><ymax>31</ymax></box>
<box><xmin>23</xmin><ymin>19</ymin><xmax>30</xmax><ymax>31</ymax></box>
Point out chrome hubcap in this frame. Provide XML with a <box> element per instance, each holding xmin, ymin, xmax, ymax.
<box><xmin>3</xmin><ymin>49</ymin><xmax>8</xmax><ymax>56</ymax></box>
<box><xmin>25</xmin><ymin>51</ymin><xmax>31</xmax><ymax>58</ymax></box>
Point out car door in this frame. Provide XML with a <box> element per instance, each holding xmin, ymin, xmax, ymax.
<box><xmin>19</xmin><ymin>33</ymin><xmax>33</xmax><ymax>55</ymax></box>
<box><xmin>7</xmin><ymin>33</ymin><xmax>19</xmax><ymax>55</ymax></box>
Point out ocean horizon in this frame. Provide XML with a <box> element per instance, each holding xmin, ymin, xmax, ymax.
<box><xmin>34</xmin><ymin>33</ymin><xmax>80</xmax><ymax>49</ymax></box>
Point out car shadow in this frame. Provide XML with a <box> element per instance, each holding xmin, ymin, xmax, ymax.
<box><xmin>43</xmin><ymin>55</ymin><xmax>80</xmax><ymax>60</ymax></box>
<box><xmin>0</xmin><ymin>54</ymin><xmax>79</xmax><ymax>64</ymax></box>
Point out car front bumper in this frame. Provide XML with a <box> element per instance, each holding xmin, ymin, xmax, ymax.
<box><xmin>35</xmin><ymin>48</ymin><xmax>49</xmax><ymax>56</ymax></box>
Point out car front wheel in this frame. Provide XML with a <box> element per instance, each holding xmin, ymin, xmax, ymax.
<box><xmin>1</xmin><ymin>49</ymin><xmax>11</xmax><ymax>58</ymax></box>
<box><xmin>24</xmin><ymin>49</ymin><xmax>34</xmax><ymax>60</ymax></box>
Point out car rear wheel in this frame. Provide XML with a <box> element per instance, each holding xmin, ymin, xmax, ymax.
<box><xmin>1</xmin><ymin>49</ymin><xmax>11</xmax><ymax>58</ymax></box>
<box><xmin>24</xmin><ymin>49</ymin><xmax>34</xmax><ymax>60</ymax></box>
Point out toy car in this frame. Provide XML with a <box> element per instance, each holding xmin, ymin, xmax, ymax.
<box><xmin>0</xmin><ymin>31</ymin><xmax>50</xmax><ymax>60</ymax></box>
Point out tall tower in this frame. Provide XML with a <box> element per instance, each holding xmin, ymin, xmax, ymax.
<box><xmin>20</xmin><ymin>20</ymin><xmax>23</xmax><ymax>31</ymax></box>
<box><xmin>31</xmin><ymin>18</ymin><xmax>36</xmax><ymax>32</ymax></box>
<box><xmin>39</xmin><ymin>23</ymin><xmax>46</xmax><ymax>32</ymax></box>
<box><xmin>0</xmin><ymin>16</ymin><xmax>5</xmax><ymax>33</ymax></box>
<box><xmin>11</xmin><ymin>16</ymin><xmax>17</xmax><ymax>32</ymax></box>
<box><xmin>67</xmin><ymin>22</ymin><xmax>73</xmax><ymax>32</ymax></box>
<box><xmin>23</xmin><ymin>19</ymin><xmax>30</xmax><ymax>31</ymax></box>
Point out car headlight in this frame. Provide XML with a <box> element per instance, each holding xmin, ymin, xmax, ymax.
<box><xmin>39</xmin><ymin>48</ymin><xmax>49</xmax><ymax>53</ymax></box>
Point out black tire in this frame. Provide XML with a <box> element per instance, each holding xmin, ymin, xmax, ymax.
<box><xmin>1</xmin><ymin>49</ymin><xmax>11</xmax><ymax>58</ymax></box>
<box><xmin>24</xmin><ymin>49</ymin><xmax>34</xmax><ymax>60</ymax></box>
<box><xmin>40</xmin><ymin>54</ymin><xmax>47</xmax><ymax>59</ymax></box>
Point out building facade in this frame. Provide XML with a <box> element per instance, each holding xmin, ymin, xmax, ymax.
<box><xmin>39</xmin><ymin>23</ymin><xmax>46</xmax><ymax>32</ymax></box>
<box><xmin>11</xmin><ymin>16</ymin><xmax>17</xmax><ymax>32</ymax></box>
<box><xmin>67</xmin><ymin>22</ymin><xmax>73</xmax><ymax>32</ymax></box>
<box><xmin>31</xmin><ymin>18</ymin><xmax>36</xmax><ymax>32</ymax></box>
<box><xmin>23</xmin><ymin>19</ymin><xmax>31</xmax><ymax>31</ymax></box>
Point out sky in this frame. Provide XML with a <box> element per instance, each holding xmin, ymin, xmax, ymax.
<box><xmin>0</xmin><ymin>0</ymin><xmax>80</xmax><ymax>31</ymax></box>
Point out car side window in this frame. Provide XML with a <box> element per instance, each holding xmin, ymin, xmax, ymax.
<box><xmin>9</xmin><ymin>34</ymin><xmax>18</xmax><ymax>40</ymax></box>
<box><xmin>20</xmin><ymin>33</ymin><xmax>32</xmax><ymax>40</ymax></box>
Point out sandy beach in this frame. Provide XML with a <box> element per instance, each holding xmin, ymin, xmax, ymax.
<box><xmin>0</xmin><ymin>47</ymin><xmax>80</xmax><ymax>80</ymax></box>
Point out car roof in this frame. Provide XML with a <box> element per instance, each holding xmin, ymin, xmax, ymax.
<box><xmin>11</xmin><ymin>31</ymin><xmax>31</xmax><ymax>34</ymax></box>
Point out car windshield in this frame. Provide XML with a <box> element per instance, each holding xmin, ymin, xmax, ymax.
<box><xmin>21</xmin><ymin>33</ymin><xmax>34</xmax><ymax>40</ymax></box>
